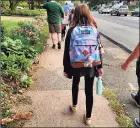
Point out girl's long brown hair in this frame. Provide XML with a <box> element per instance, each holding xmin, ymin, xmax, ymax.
<box><xmin>72</xmin><ymin>4</ymin><xmax>97</xmax><ymax>28</ymax></box>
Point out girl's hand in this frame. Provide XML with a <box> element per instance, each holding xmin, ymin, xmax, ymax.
<box><xmin>64</xmin><ymin>72</ymin><xmax>68</xmax><ymax>78</ymax></box>
<box><xmin>98</xmin><ymin>68</ymin><xmax>104</xmax><ymax>76</ymax></box>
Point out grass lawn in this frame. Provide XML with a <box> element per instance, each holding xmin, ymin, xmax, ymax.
<box><xmin>2</xmin><ymin>16</ymin><xmax>34</xmax><ymax>21</ymax></box>
<box><xmin>2</xmin><ymin>16</ymin><xmax>35</xmax><ymax>36</ymax></box>
<box><xmin>2</xmin><ymin>20</ymin><xmax>19</xmax><ymax>36</ymax></box>
<box><xmin>2</xmin><ymin>16</ymin><xmax>49</xmax><ymax>53</ymax></box>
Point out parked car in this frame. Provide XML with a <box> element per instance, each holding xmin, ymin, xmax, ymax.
<box><xmin>110</xmin><ymin>5</ymin><xmax>128</xmax><ymax>16</ymax></box>
<box><xmin>98</xmin><ymin>7</ymin><xmax>105</xmax><ymax>14</ymax></box>
<box><xmin>16</xmin><ymin>6</ymin><xmax>24</xmax><ymax>9</ymax></box>
<box><xmin>102</xmin><ymin>7</ymin><xmax>112</xmax><ymax>14</ymax></box>
<box><xmin>131</xmin><ymin>8</ymin><xmax>140</xmax><ymax>17</ymax></box>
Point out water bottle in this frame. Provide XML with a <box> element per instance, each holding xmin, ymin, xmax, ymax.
<box><xmin>96</xmin><ymin>77</ymin><xmax>103</xmax><ymax>95</ymax></box>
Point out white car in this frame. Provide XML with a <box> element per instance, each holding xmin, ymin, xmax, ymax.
<box><xmin>16</xmin><ymin>6</ymin><xmax>24</xmax><ymax>9</ymax></box>
<box><xmin>107</xmin><ymin>8</ymin><xmax>113</xmax><ymax>14</ymax></box>
<box><xmin>102</xmin><ymin>7</ymin><xmax>112</xmax><ymax>14</ymax></box>
<box><xmin>98</xmin><ymin>7</ymin><xmax>105</xmax><ymax>14</ymax></box>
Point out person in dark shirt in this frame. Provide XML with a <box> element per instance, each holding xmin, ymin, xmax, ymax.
<box><xmin>121</xmin><ymin>43</ymin><xmax>140</xmax><ymax>127</ymax></box>
<box><xmin>42</xmin><ymin>0</ymin><xmax>64</xmax><ymax>49</ymax></box>
<box><xmin>68</xmin><ymin>9</ymin><xmax>74</xmax><ymax>27</ymax></box>
<box><xmin>63</xmin><ymin>4</ymin><xmax>103</xmax><ymax>126</ymax></box>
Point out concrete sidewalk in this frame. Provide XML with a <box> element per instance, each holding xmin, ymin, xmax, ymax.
<box><xmin>21</xmin><ymin>37</ymin><xmax>119</xmax><ymax>127</ymax></box>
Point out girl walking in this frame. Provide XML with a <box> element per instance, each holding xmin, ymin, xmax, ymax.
<box><xmin>63</xmin><ymin>4</ymin><xmax>103</xmax><ymax>125</ymax></box>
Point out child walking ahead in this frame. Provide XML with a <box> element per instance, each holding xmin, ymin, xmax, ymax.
<box><xmin>63</xmin><ymin>4</ymin><xmax>103</xmax><ymax>126</ymax></box>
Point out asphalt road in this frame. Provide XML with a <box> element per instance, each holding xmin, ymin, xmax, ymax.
<box><xmin>92</xmin><ymin>11</ymin><xmax>139</xmax><ymax>51</ymax></box>
<box><xmin>92</xmin><ymin>11</ymin><xmax>139</xmax><ymax>29</ymax></box>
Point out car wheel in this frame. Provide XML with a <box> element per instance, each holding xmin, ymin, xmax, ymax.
<box><xmin>124</xmin><ymin>14</ymin><xmax>127</xmax><ymax>16</ymax></box>
<box><xmin>117</xmin><ymin>13</ymin><xmax>120</xmax><ymax>16</ymax></box>
<box><xmin>110</xmin><ymin>12</ymin><xmax>113</xmax><ymax>16</ymax></box>
<box><xmin>131</xmin><ymin>13</ymin><xmax>133</xmax><ymax>16</ymax></box>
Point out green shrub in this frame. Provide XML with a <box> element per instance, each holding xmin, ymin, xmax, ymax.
<box><xmin>11</xmin><ymin>35</ymin><xmax>30</xmax><ymax>45</ymax></box>
<box><xmin>12</xmin><ymin>22</ymin><xmax>40</xmax><ymax>45</ymax></box>
<box><xmin>1</xmin><ymin>38</ymin><xmax>24</xmax><ymax>56</ymax></box>
<box><xmin>34</xmin><ymin>24</ymin><xmax>48</xmax><ymax>53</ymax></box>
<box><xmin>21</xmin><ymin>45</ymin><xmax>37</xmax><ymax>59</ymax></box>
<box><xmin>21</xmin><ymin>76</ymin><xmax>33</xmax><ymax>88</ymax></box>
<box><xmin>1</xmin><ymin>100</ymin><xmax>13</xmax><ymax>118</ymax></box>
<box><xmin>1</xmin><ymin>37</ymin><xmax>37</xmax><ymax>59</ymax></box>
<box><xmin>2</xmin><ymin>9</ymin><xmax>46</xmax><ymax>16</ymax></box>
<box><xmin>1</xmin><ymin>23</ymin><xmax>5</xmax><ymax>42</ymax></box>
<box><xmin>18</xmin><ymin>2</ymin><xmax>28</xmax><ymax>8</ymax></box>
<box><xmin>2</xmin><ymin>66</ymin><xmax>22</xmax><ymax>82</ymax></box>
<box><xmin>1</xmin><ymin>53</ymin><xmax>32</xmax><ymax>72</ymax></box>
<box><xmin>1</xmin><ymin>17</ymin><xmax>49</xmax><ymax>127</ymax></box>
<box><xmin>15</xmin><ymin>55</ymin><xmax>32</xmax><ymax>72</ymax></box>
<box><xmin>1</xmin><ymin>54</ymin><xmax>32</xmax><ymax>81</ymax></box>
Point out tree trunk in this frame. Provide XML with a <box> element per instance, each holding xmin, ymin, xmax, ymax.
<box><xmin>28</xmin><ymin>0</ymin><xmax>34</xmax><ymax>10</ymax></box>
<box><xmin>31</xmin><ymin>3</ymin><xmax>34</xmax><ymax>10</ymax></box>
<box><xmin>28</xmin><ymin>4</ymin><xmax>31</xmax><ymax>10</ymax></box>
<box><xmin>9</xmin><ymin>0</ymin><xmax>14</xmax><ymax>10</ymax></box>
<box><xmin>9</xmin><ymin>0</ymin><xmax>19</xmax><ymax>10</ymax></box>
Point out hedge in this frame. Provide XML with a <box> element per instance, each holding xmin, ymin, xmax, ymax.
<box><xmin>1</xmin><ymin>16</ymin><xmax>49</xmax><ymax>127</ymax></box>
<box><xmin>2</xmin><ymin>9</ymin><xmax>46</xmax><ymax>16</ymax></box>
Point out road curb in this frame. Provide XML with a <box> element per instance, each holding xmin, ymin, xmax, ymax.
<box><xmin>99</xmin><ymin>32</ymin><xmax>132</xmax><ymax>54</ymax></box>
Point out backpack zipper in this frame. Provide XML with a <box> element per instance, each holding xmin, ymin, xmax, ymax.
<box><xmin>75</xmin><ymin>45</ymin><xmax>98</xmax><ymax>53</ymax></box>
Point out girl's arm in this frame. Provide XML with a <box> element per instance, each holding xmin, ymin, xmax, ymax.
<box><xmin>63</xmin><ymin>28</ymin><xmax>73</xmax><ymax>73</ymax></box>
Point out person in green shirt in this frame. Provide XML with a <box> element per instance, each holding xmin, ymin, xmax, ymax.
<box><xmin>42</xmin><ymin>0</ymin><xmax>64</xmax><ymax>49</ymax></box>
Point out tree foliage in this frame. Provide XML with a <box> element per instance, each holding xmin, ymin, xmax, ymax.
<box><xmin>80</xmin><ymin>0</ymin><xmax>132</xmax><ymax>6</ymax></box>
<box><xmin>1</xmin><ymin>0</ymin><xmax>45</xmax><ymax>10</ymax></box>
<box><xmin>8</xmin><ymin>0</ymin><xmax>23</xmax><ymax>10</ymax></box>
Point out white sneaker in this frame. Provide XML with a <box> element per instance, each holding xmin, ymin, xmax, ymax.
<box><xmin>70</xmin><ymin>105</ymin><xmax>77</xmax><ymax>112</ymax></box>
<box><xmin>85</xmin><ymin>115</ymin><xmax>91</xmax><ymax>126</ymax></box>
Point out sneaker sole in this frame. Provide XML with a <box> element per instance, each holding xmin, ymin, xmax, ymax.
<box><xmin>70</xmin><ymin>105</ymin><xmax>77</xmax><ymax>112</ymax></box>
<box><xmin>134</xmin><ymin>118</ymin><xmax>140</xmax><ymax>127</ymax></box>
<box><xmin>58</xmin><ymin>44</ymin><xmax>61</xmax><ymax>49</ymax></box>
<box><xmin>52</xmin><ymin>45</ymin><xmax>56</xmax><ymax>49</ymax></box>
<box><xmin>84</xmin><ymin>114</ymin><xmax>91</xmax><ymax>126</ymax></box>
<box><xmin>131</xmin><ymin>95</ymin><xmax>140</xmax><ymax>108</ymax></box>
